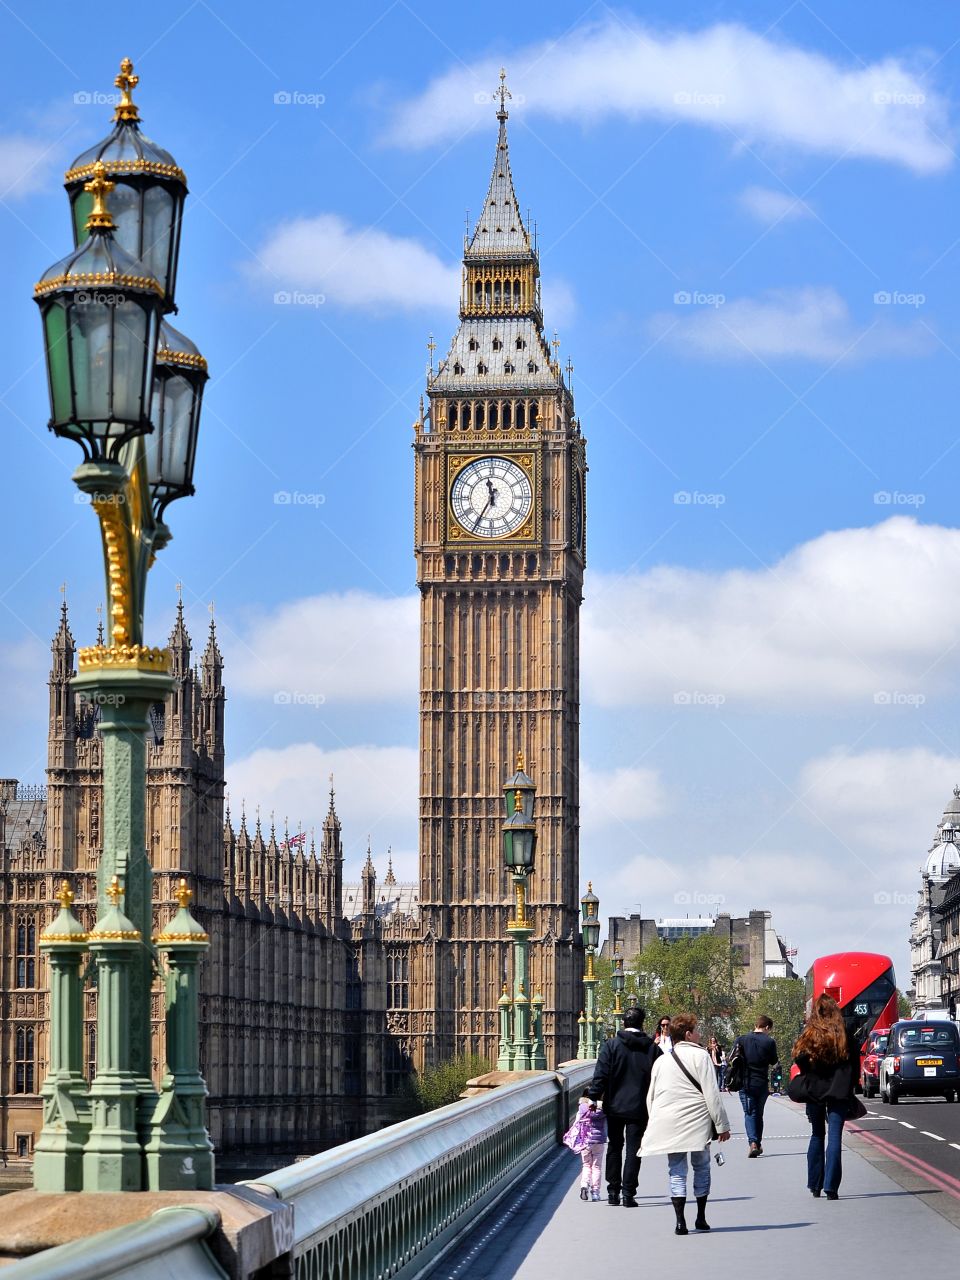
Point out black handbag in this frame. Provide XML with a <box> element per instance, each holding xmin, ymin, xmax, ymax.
<box><xmin>670</xmin><ymin>1049</ymin><xmax>720</xmax><ymax>1140</ymax></box>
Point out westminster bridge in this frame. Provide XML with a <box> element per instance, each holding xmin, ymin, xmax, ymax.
<box><xmin>3</xmin><ymin>1061</ymin><xmax>960</xmax><ymax>1279</ymax></box>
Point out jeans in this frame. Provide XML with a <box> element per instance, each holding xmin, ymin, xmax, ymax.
<box><xmin>806</xmin><ymin>1100</ymin><xmax>848</xmax><ymax>1193</ymax></box>
<box><xmin>740</xmin><ymin>1086</ymin><xmax>769</xmax><ymax>1144</ymax></box>
<box><xmin>667</xmin><ymin>1149</ymin><xmax>711</xmax><ymax>1198</ymax></box>
<box><xmin>605</xmin><ymin>1115</ymin><xmax>646</xmax><ymax>1197</ymax></box>
<box><xmin>580</xmin><ymin>1142</ymin><xmax>605</xmax><ymax>1193</ymax></box>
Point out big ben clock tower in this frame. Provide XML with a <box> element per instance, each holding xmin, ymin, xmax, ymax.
<box><xmin>413</xmin><ymin>75</ymin><xmax>585</xmax><ymax>1067</ymax></box>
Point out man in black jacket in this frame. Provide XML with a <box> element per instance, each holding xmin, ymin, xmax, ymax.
<box><xmin>589</xmin><ymin>1007</ymin><xmax>661</xmax><ymax>1206</ymax></box>
<box><xmin>734</xmin><ymin>1015</ymin><xmax>779</xmax><ymax>1156</ymax></box>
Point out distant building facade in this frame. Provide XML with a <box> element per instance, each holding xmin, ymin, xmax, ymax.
<box><xmin>600</xmin><ymin>909</ymin><xmax>796</xmax><ymax>993</ymax></box>
<box><xmin>910</xmin><ymin>787</ymin><xmax>960</xmax><ymax>1014</ymax></box>
<box><xmin>0</xmin><ymin>605</ymin><xmax>417</xmax><ymax>1168</ymax></box>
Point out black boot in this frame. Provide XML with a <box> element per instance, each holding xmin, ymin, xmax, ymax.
<box><xmin>695</xmin><ymin>1196</ymin><xmax>710</xmax><ymax>1230</ymax></box>
<box><xmin>672</xmin><ymin>1196</ymin><xmax>688</xmax><ymax>1235</ymax></box>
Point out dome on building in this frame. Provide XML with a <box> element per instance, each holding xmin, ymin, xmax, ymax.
<box><xmin>926</xmin><ymin>839</ymin><xmax>960</xmax><ymax>881</ymax></box>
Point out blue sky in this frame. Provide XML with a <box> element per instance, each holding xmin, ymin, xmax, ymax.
<box><xmin>4</xmin><ymin>1</ymin><xmax>960</xmax><ymax>981</ymax></box>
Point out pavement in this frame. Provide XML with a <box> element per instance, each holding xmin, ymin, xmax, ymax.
<box><xmin>425</xmin><ymin>1096</ymin><xmax>960</xmax><ymax>1280</ymax></box>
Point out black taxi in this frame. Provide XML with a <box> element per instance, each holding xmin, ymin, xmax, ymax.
<box><xmin>879</xmin><ymin>1020</ymin><xmax>960</xmax><ymax>1103</ymax></box>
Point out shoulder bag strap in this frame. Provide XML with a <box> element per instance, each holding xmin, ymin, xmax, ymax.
<box><xmin>670</xmin><ymin>1047</ymin><xmax>705</xmax><ymax>1096</ymax></box>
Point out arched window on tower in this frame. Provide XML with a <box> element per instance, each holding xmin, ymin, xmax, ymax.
<box><xmin>516</xmin><ymin>336</ymin><xmax>525</xmax><ymax>350</ymax></box>
<box><xmin>453</xmin><ymin>362</ymin><xmax>464</xmax><ymax>375</ymax></box>
<box><xmin>462</xmin><ymin>403</ymin><xmax>472</xmax><ymax>429</ymax></box>
<box><xmin>529</xmin><ymin>401</ymin><xmax>539</xmax><ymax>428</ymax></box>
<box><xmin>504</xmin><ymin>361</ymin><xmax>514</xmax><ymax>375</ymax></box>
<box><xmin>484</xmin><ymin>279</ymin><xmax>492</xmax><ymax>307</ymax></box>
<box><xmin>516</xmin><ymin>402</ymin><xmax>526</xmax><ymax>429</ymax></box>
<box><xmin>514</xmin><ymin>278</ymin><xmax>522</xmax><ymax>305</ymax></box>
<box><xmin>449</xmin><ymin>403</ymin><xmax>459</xmax><ymax>428</ymax></box>
<box><xmin>503</xmin><ymin>403</ymin><xmax>512</xmax><ymax>429</ymax></box>
<box><xmin>476</xmin><ymin>403</ymin><xmax>485</xmax><ymax>428</ymax></box>
<box><xmin>14</xmin><ymin>1026</ymin><xmax>35</xmax><ymax>1093</ymax></box>
<box><xmin>15</xmin><ymin>915</ymin><xmax>36</xmax><ymax>988</ymax></box>
<box><xmin>493</xmin><ymin>278</ymin><xmax>501</xmax><ymax>306</ymax></box>
<box><xmin>492</xmin><ymin>336</ymin><xmax>502</xmax><ymax>351</ymax></box>
<box><xmin>489</xmin><ymin>403</ymin><xmax>499</xmax><ymax>428</ymax></box>
<box><xmin>473</xmin><ymin>279</ymin><xmax>483</xmax><ymax>306</ymax></box>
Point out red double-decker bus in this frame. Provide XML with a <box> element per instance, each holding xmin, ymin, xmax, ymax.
<box><xmin>805</xmin><ymin>952</ymin><xmax>899</xmax><ymax>1049</ymax></box>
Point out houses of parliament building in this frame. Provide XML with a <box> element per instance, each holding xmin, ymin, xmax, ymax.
<box><xmin>0</xmin><ymin>85</ymin><xmax>587</xmax><ymax>1168</ymax></box>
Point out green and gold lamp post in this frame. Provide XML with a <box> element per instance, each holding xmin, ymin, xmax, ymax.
<box><xmin>613</xmin><ymin>947</ymin><xmax>626</xmax><ymax>1033</ymax></box>
<box><xmin>498</xmin><ymin>751</ymin><xmax>547</xmax><ymax>1071</ymax></box>
<box><xmin>32</xmin><ymin>60</ymin><xmax>211</xmax><ymax>1192</ymax></box>
<box><xmin>578</xmin><ymin>884</ymin><xmax>601</xmax><ymax>1059</ymax></box>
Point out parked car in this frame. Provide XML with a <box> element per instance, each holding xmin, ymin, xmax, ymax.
<box><xmin>860</xmin><ymin>1028</ymin><xmax>890</xmax><ymax>1098</ymax></box>
<box><xmin>879</xmin><ymin>1020</ymin><xmax>960</xmax><ymax>1104</ymax></box>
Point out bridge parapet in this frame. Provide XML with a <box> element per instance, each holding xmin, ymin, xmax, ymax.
<box><xmin>1</xmin><ymin>1060</ymin><xmax>597</xmax><ymax>1280</ymax></box>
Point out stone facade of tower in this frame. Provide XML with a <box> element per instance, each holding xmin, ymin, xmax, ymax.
<box><xmin>412</xmin><ymin>94</ymin><xmax>585</xmax><ymax>1069</ymax></box>
<box><xmin>0</xmin><ymin>607</ymin><xmax>405</xmax><ymax>1170</ymax></box>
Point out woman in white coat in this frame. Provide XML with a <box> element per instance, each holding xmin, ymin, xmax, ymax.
<box><xmin>639</xmin><ymin>1012</ymin><xmax>731</xmax><ymax>1234</ymax></box>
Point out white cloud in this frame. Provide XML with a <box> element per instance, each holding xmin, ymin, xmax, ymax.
<box><xmin>384</xmin><ymin>20</ymin><xmax>952</xmax><ymax>174</ymax></box>
<box><xmin>739</xmin><ymin>185</ymin><xmax>813</xmax><ymax>224</ymax></box>
<box><xmin>798</xmin><ymin>746</ymin><xmax>960</xmax><ymax>862</ymax></box>
<box><xmin>230</xmin><ymin>591</ymin><xmax>418</xmax><ymax>704</ymax></box>
<box><xmin>0</xmin><ymin>135</ymin><xmax>59</xmax><ymax>199</ymax></box>
<box><xmin>580</xmin><ymin>763</ymin><xmax>668</xmax><ymax>825</ymax></box>
<box><xmin>254</xmin><ymin>213</ymin><xmax>459</xmax><ymax>312</ymax></box>
<box><xmin>652</xmin><ymin>286</ymin><xmax>932</xmax><ymax>362</ymax></box>
<box><xmin>583</xmin><ymin>518</ymin><xmax>960</xmax><ymax>709</ymax></box>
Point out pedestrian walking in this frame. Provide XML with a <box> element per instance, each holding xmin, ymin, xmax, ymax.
<box><xmin>708</xmin><ymin>1035</ymin><xmax>724</xmax><ymax>1089</ymax></box>
<box><xmin>732</xmin><ymin>1015</ymin><xmax>779</xmax><ymax>1156</ymax></box>
<box><xmin>640</xmin><ymin>1013</ymin><xmax>731</xmax><ymax>1235</ymax></box>
<box><xmin>589</xmin><ymin>1005</ymin><xmax>661</xmax><ymax>1207</ymax></box>
<box><xmin>789</xmin><ymin>994</ymin><xmax>861</xmax><ymax>1199</ymax></box>
<box><xmin>572</xmin><ymin>1093</ymin><xmax>607</xmax><ymax>1201</ymax></box>
<box><xmin>653</xmin><ymin>1016</ymin><xmax>673</xmax><ymax>1053</ymax></box>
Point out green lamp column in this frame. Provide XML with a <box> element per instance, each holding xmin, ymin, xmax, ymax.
<box><xmin>497</xmin><ymin>984</ymin><xmax>513</xmax><ymax>1071</ymax></box>
<box><xmin>82</xmin><ymin>876</ymin><xmax>145</xmax><ymax>1192</ymax></box>
<box><xmin>503</xmin><ymin>750</ymin><xmax>538</xmax><ymax>1071</ymax></box>
<box><xmin>576</xmin><ymin>1010</ymin><xmax>587</xmax><ymax>1059</ymax></box>
<box><xmin>530</xmin><ymin>991</ymin><xmax>547</xmax><ymax>1070</ymax></box>
<box><xmin>579</xmin><ymin>884</ymin><xmax>601</xmax><ymax>1060</ymax></box>
<box><xmin>33</xmin><ymin>881</ymin><xmax>90</xmax><ymax>1191</ymax></box>
<box><xmin>613</xmin><ymin>949</ymin><xmax>626</xmax><ymax>1034</ymax></box>
<box><xmin>145</xmin><ymin>878</ymin><xmax>215</xmax><ymax>1190</ymax></box>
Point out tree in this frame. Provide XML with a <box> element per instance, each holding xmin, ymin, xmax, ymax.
<box><xmin>632</xmin><ymin>935</ymin><xmax>748</xmax><ymax>1038</ymax></box>
<box><xmin>740</xmin><ymin>978</ymin><xmax>806</xmax><ymax>1059</ymax></box>
<box><xmin>898</xmin><ymin>992</ymin><xmax>912</xmax><ymax>1019</ymax></box>
<box><xmin>405</xmin><ymin>1054</ymin><xmax>493</xmax><ymax>1113</ymax></box>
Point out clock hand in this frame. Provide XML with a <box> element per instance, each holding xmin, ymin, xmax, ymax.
<box><xmin>473</xmin><ymin>497</ymin><xmax>492</xmax><ymax>530</ymax></box>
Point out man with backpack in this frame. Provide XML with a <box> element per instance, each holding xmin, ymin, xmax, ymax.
<box><xmin>728</xmin><ymin>1015</ymin><xmax>779</xmax><ymax>1157</ymax></box>
<box><xmin>589</xmin><ymin>1006</ymin><xmax>662</xmax><ymax>1206</ymax></box>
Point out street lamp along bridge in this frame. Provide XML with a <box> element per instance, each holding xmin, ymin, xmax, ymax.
<box><xmin>32</xmin><ymin>57</ymin><xmax>212</xmax><ymax>1194</ymax></box>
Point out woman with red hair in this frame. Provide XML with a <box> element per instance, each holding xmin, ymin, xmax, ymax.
<box><xmin>792</xmin><ymin>994</ymin><xmax>860</xmax><ymax>1199</ymax></box>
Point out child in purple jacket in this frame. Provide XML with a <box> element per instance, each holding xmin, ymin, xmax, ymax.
<box><xmin>577</xmin><ymin>1094</ymin><xmax>608</xmax><ymax>1201</ymax></box>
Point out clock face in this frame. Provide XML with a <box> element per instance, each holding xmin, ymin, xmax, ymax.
<box><xmin>451</xmin><ymin>456</ymin><xmax>533</xmax><ymax>539</ymax></box>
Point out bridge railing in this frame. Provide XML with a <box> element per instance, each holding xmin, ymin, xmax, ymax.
<box><xmin>245</xmin><ymin>1060</ymin><xmax>595</xmax><ymax>1280</ymax></box>
<box><xmin>2</xmin><ymin>1061</ymin><xmax>596</xmax><ymax>1280</ymax></box>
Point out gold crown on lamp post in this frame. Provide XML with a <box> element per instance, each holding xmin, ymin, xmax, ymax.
<box><xmin>57</xmin><ymin>879</ymin><xmax>75</xmax><ymax>911</ymax></box>
<box><xmin>175</xmin><ymin>878</ymin><xmax>192</xmax><ymax>909</ymax></box>
<box><xmin>114</xmin><ymin>57</ymin><xmax>140</xmax><ymax>123</ymax></box>
<box><xmin>84</xmin><ymin>162</ymin><xmax>116</xmax><ymax>231</ymax></box>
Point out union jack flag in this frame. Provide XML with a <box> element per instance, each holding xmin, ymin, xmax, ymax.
<box><xmin>282</xmin><ymin>832</ymin><xmax>306</xmax><ymax>850</ymax></box>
